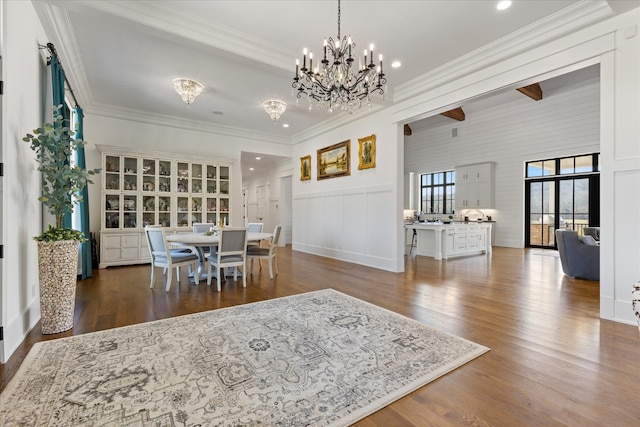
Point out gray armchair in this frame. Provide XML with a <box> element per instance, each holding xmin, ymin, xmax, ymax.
<box><xmin>555</xmin><ymin>229</ymin><xmax>599</xmax><ymax>281</ymax></box>
<box><xmin>583</xmin><ymin>227</ymin><xmax>600</xmax><ymax>241</ymax></box>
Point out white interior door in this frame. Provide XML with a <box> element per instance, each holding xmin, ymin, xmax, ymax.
<box><xmin>256</xmin><ymin>185</ymin><xmax>268</xmax><ymax>223</ymax></box>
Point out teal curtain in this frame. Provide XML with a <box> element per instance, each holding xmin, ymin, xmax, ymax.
<box><xmin>50</xmin><ymin>55</ymin><xmax>72</xmax><ymax>229</ymax></box>
<box><xmin>74</xmin><ymin>107</ymin><xmax>92</xmax><ymax>279</ymax></box>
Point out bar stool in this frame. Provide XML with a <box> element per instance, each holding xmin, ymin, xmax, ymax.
<box><xmin>410</xmin><ymin>228</ymin><xmax>417</xmax><ymax>253</ymax></box>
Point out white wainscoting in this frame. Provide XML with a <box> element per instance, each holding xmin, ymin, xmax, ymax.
<box><xmin>293</xmin><ymin>185</ymin><xmax>397</xmax><ymax>271</ymax></box>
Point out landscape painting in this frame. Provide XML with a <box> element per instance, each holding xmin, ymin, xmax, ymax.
<box><xmin>317</xmin><ymin>140</ymin><xmax>350</xmax><ymax>180</ymax></box>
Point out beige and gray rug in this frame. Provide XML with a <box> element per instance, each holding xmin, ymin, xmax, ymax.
<box><xmin>0</xmin><ymin>289</ymin><xmax>489</xmax><ymax>426</ymax></box>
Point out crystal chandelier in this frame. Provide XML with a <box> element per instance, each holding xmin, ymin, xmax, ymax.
<box><xmin>263</xmin><ymin>99</ymin><xmax>287</xmax><ymax>122</ymax></box>
<box><xmin>172</xmin><ymin>78</ymin><xmax>204</xmax><ymax>105</ymax></box>
<box><xmin>292</xmin><ymin>0</ymin><xmax>386</xmax><ymax>113</ymax></box>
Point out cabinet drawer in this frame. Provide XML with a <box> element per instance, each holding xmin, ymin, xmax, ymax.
<box><xmin>122</xmin><ymin>234</ymin><xmax>139</xmax><ymax>247</ymax></box>
<box><xmin>454</xmin><ymin>234</ymin><xmax>467</xmax><ymax>243</ymax></box>
<box><xmin>122</xmin><ymin>247</ymin><xmax>140</xmax><ymax>259</ymax></box>
<box><xmin>102</xmin><ymin>235</ymin><xmax>122</xmax><ymax>248</ymax></box>
<box><xmin>103</xmin><ymin>248</ymin><xmax>122</xmax><ymax>261</ymax></box>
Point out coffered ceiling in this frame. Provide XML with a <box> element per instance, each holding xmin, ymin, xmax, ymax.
<box><xmin>33</xmin><ymin>0</ymin><xmax>637</xmax><ymax>146</ymax></box>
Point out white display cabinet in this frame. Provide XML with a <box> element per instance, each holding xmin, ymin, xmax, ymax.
<box><xmin>99</xmin><ymin>150</ymin><xmax>232</xmax><ymax>268</ymax></box>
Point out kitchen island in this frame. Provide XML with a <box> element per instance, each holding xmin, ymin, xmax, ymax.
<box><xmin>405</xmin><ymin>222</ymin><xmax>492</xmax><ymax>259</ymax></box>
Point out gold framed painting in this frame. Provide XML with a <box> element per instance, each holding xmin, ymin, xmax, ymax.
<box><xmin>300</xmin><ymin>155</ymin><xmax>311</xmax><ymax>181</ymax></box>
<box><xmin>358</xmin><ymin>134</ymin><xmax>376</xmax><ymax>170</ymax></box>
<box><xmin>317</xmin><ymin>140</ymin><xmax>350</xmax><ymax>180</ymax></box>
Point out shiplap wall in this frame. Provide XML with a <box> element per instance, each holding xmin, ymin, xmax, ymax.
<box><xmin>404</xmin><ymin>75</ymin><xmax>600</xmax><ymax>248</ymax></box>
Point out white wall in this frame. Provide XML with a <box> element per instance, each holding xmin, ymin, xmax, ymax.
<box><xmin>1</xmin><ymin>0</ymin><xmax>48</xmax><ymax>362</ymax></box>
<box><xmin>292</xmin><ymin>109</ymin><xmax>403</xmax><ymax>272</ymax></box>
<box><xmin>405</xmin><ymin>74</ymin><xmax>601</xmax><ymax>248</ymax></box>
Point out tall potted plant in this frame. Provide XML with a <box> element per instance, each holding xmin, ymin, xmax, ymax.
<box><xmin>23</xmin><ymin>105</ymin><xmax>100</xmax><ymax>334</ymax></box>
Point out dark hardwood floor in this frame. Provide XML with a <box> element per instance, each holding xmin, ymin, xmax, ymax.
<box><xmin>1</xmin><ymin>246</ymin><xmax>639</xmax><ymax>426</ymax></box>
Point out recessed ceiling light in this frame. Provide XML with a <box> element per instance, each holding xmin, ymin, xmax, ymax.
<box><xmin>497</xmin><ymin>1</ymin><xmax>512</xmax><ymax>10</ymax></box>
<box><xmin>249</xmin><ymin>167</ymin><xmax>255</xmax><ymax>171</ymax></box>
<box><xmin>282</xmin><ymin>123</ymin><xmax>289</xmax><ymax>128</ymax></box>
<box><xmin>255</xmin><ymin>157</ymin><xmax>261</xmax><ymax>160</ymax></box>
<box><xmin>391</xmin><ymin>61</ymin><xmax>402</xmax><ymax>68</ymax></box>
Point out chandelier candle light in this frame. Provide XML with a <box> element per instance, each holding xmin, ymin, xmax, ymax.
<box><xmin>292</xmin><ymin>0</ymin><xmax>386</xmax><ymax>113</ymax></box>
<box><xmin>173</xmin><ymin>78</ymin><xmax>204</xmax><ymax>105</ymax></box>
<box><xmin>263</xmin><ymin>99</ymin><xmax>287</xmax><ymax>123</ymax></box>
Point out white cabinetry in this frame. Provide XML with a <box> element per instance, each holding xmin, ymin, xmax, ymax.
<box><xmin>407</xmin><ymin>223</ymin><xmax>491</xmax><ymax>259</ymax></box>
<box><xmin>444</xmin><ymin>224</ymin><xmax>489</xmax><ymax>257</ymax></box>
<box><xmin>455</xmin><ymin>162</ymin><xmax>495</xmax><ymax>209</ymax></box>
<box><xmin>99</xmin><ymin>149</ymin><xmax>232</xmax><ymax>268</ymax></box>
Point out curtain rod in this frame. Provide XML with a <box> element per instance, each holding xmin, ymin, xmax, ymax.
<box><xmin>39</xmin><ymin>42</ymin><xmax>80</xmax><ymax>108</ymax></box>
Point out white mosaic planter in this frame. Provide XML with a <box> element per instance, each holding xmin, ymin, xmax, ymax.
<box><xmin>38</xmin><ymin>240</ymin><xmax>80</xmax><ymax>334</ymax></box>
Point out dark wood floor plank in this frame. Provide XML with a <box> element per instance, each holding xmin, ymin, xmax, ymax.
<box><xmin>1</xmin><ymin>246</ymin><xmax>639</xmax><ymax>426</ymax></box>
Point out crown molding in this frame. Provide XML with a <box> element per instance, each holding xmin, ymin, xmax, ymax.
<box><xmin>94</xmin><ymin>143</ymin><xmax>237</xmax><ymax>165</ymax></box>
<box><xmin>33</xmin><ymin>1</ymin><xmax>94</xmax><ymax>108</ymax></box>
<box><xmin>291</xmin><ymin>103</ymin><xmax>386</xmax><ymax>145</ymax></box>
<box><xmin>393</xmin><ymin>0</ymin><xmax>614</xmax><ymax>102</ymax></box>
<box><xmin>87</xmin><ymin>103</ymin><xmax>293</xmax><ymax>146</ymax></box>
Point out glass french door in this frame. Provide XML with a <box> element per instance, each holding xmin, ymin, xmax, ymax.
<box><xmin>525</xmin><ymin>176</ymin><xmax>599</xmax><ymax>248</ymax></box>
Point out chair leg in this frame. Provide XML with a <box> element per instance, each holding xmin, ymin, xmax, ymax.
<box><xmin>274</xmin><ymin>255</ymin><xmax>278</xmax><ymax>275</ymax></box>
<box><xmin>250</xmin><ymin>259</ymin><xmax>254</xmax><ymax>275</ymax></box>
<box><xmin>176</xmin><ymin>266</ymin><xmax>181</xmax><ymax>284</ymax></box>
<box><xmin>242</xmin><ymin>261</ymin><xmax>247</xmax><ymax>288</ymax></box>
<box><xmin>268</xmin><ymin>257</ymin><xmax>273</xmax><ymax>279</ymax></box>
<box><xmin>165</xmin><ymin>268</ymin><xmax>173</xmax><ymax>292</ymax></box>
<box><xmin>206</xmin><ymin>262</ymin><xmax>212</xmax><ymax>286</ymax></box>
<box><xmin>216</xmin><ymin>267</ymin><xmax>222</xmax><ymax>292</ymax></box>
<box><xmin>150</xmin><ymin>265</ymin><xmax>156</xmax><ymax>288</ymax></box>
<box><xmin>193</xmin><ymin>261</ymin><xmax>200</xmax><ymax>283</ymax></box>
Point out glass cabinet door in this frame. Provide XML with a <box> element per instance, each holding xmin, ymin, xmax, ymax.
<box><xmin>192</xmin><ymin>163</ymin><xmax>203</xmax><ymax>193</ymax></box>
<box><xmin>158</xmin><ymin>160</ymin><xmax>171</xmax><ymax>193</ymax></box>
<box><xmin>177</xmin><ymin>162</ymin><xmax>189</xmax><ymax>193</ymax></box>
<box><xmin>158</xmin><ymin>196</ymin><xmax>171</xmax><ymax>227</ymax></box>
<box><xmin>205</xmin><ymin>196</ymin><xmax>217</xmax><ymax>223</ymax></box>
<box><xmin>206</xmin><ymin>165</ymin><xmax>217</xmax><ymax>194</ymax></box>
<box><xmin>142</xmin><ymin>159</ymin><xmax>156</xmax><ymax>192</ymax></box>
<box><xmin>142</xmin><ymin>195</ymin><xmax>156</xmax><ymax>227</ymax></box>
<box><xmin>122</xmin><ymin>157</ymin><xmax>138</xmax><ymax>191</ymax></box>
<box><xmin>219</xmin><ymin>166</ymin><xmax>229</xmax><ymax>195</ymax></box>
<box><xmin>104</xmin><ymin>155</ymin><xmax>120</xmax><ymax>190</ymax></box>
<box><xmin>105</xmin><ymin>194</ymin><xmax>120</xmax><ymax>229</ymax></box>
<box><xmin>122</xmin><ymin>195</ymin><xmax>138</xmax><ymax>229</ymax></box>
<box><xmin>219</xmin><ymin>196</ymin><xmax>229</xmax><ymax>226</ymax></box>
<box><xmin>176</xmin><ymin>196</ymin><xmax>190</xmax><ymax>227</ymax></box>
<box><xmin>192</xmin><ymin>196</ymin><xmax>203</xmax><ymax>224</ymax></box>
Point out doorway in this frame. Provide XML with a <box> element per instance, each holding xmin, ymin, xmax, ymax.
<box><xmin>525</xmin><ymin>153</ymin><xmax>600</xmax><ymax>248</ymax></box>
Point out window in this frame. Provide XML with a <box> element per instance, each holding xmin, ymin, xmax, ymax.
<box><xmin>419</xmin><ymin>170</ymin><xmax>455</xmax><ymax>214</ymax></box>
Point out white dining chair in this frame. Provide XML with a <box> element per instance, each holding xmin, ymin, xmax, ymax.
<box><xmin>193</xmin><ymin>222</ymin><xmax>215</xmax><ymax>233</ymax></box>
<box><xmin>144</xmin><ymin>226</ymin><xmax>200</xmax><ymax>292</ymax></box>
<box><xmin>247</xmin><ymin>224</ymin><xmax>282</xmax><ymax>279</ymax></box>
<box><xmin>205</xmin><ymin>227</ymin><xmax>248</xmax><ymax>291</ymax></box>
<box><xmin>193</xmin><ymin>222</ymin><xmax>216</xmax><ymax>258</ymax></box>
<box><xmin>246</xmin><ymin>222</ymin><xmax>264</xmax><ymax>248</ymax></box>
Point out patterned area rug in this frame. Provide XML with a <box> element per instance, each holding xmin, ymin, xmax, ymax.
<box><xmin>0</xmin><ymin>289</ymin><xmax>489</xmax><ymax>426</ymax></box>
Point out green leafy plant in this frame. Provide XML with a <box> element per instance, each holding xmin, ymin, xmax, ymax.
<box><xmin>23</xmin><ymin>105</ymin><xmax>100</xmax><ymax>242</ymax></box>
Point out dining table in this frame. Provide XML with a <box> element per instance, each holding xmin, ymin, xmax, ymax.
<box><xmin>166</xmin><ymin>231</ymin><xmax>273</xmax><ymax>282</ymax></box>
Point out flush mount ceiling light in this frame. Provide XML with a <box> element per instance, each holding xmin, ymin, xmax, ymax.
<box><xmin>263</xmin><ymin>99</ymin><xmax>287</xmax><ymax>122</ymax></box>
<box><xmin>497</xmin><ymin>1</ymin><xmax>512</xmax><ymax>10</ymax></box>
<box><xmin>172</xmin><ymin>78</ymin><xmax>204</xmax><ymax>105</ymax></box>
<box><xmin>292</xmin><ymin>0</ymin><xmax>387</xmax><ymax>113</ymax></box>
